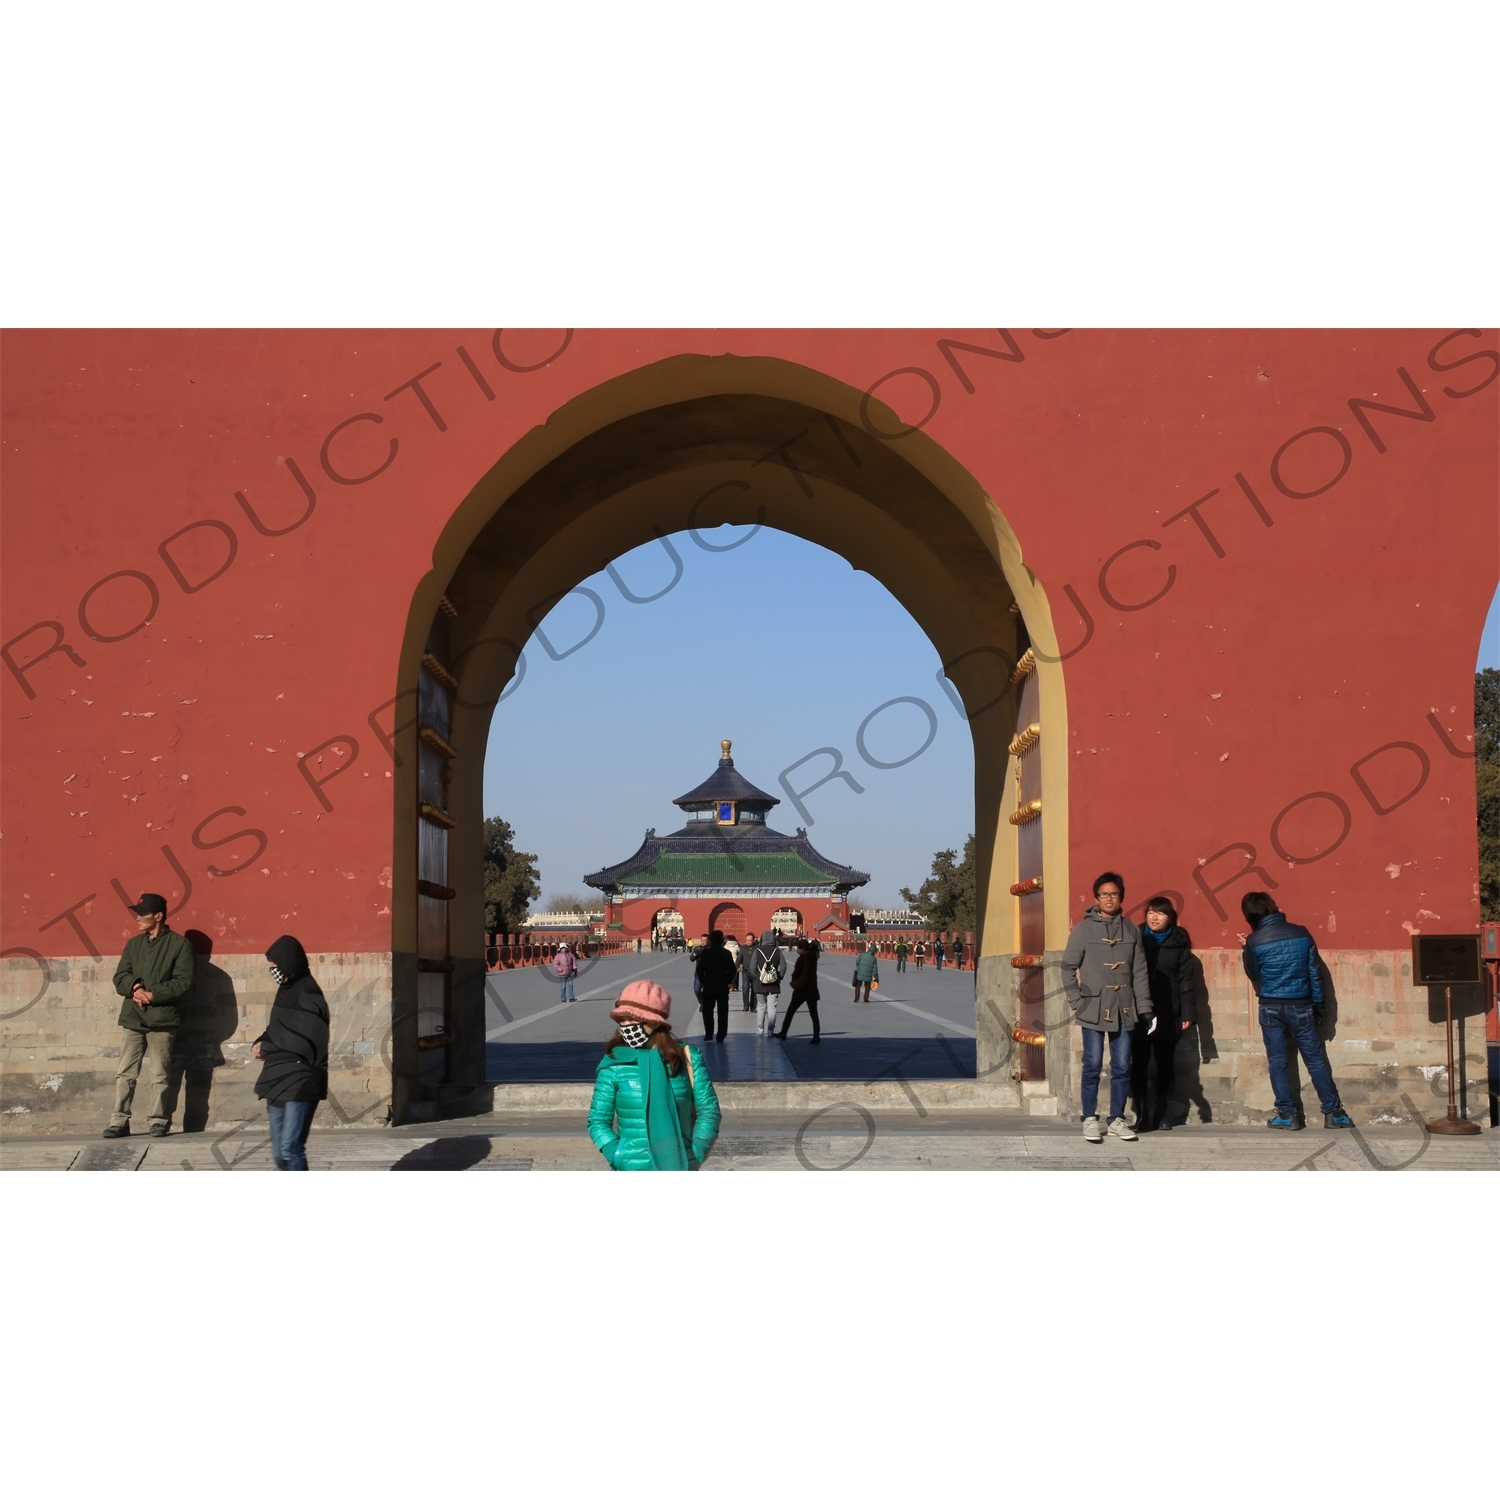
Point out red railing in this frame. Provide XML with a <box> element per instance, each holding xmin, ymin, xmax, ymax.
<box><xmin>482</xmin><ymin>929</ymin><xmax>982</xmax><ymax>971</ymax></box>
<box><xmin>484</xmin><ymin>932</ymin><xmax>636</xmax><ymax>971</ymax></box>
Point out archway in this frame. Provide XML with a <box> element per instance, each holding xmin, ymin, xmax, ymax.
<box><xmin>651</xmin><ymin>908</ymin><xmax>683</xmax><ymax>945</ymax></box>
<box><xmin>388</xmin><ymin>358</ymin><xmax>1071</xmax><ymax>1121</ymax></box>
<box><xmin>707</xmin><ymin>902</ymin><xmax>746</xmax><ymax>939</ymax></box>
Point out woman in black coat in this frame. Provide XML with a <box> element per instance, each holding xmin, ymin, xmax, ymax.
<box><xmin>776</xmin><ymin>939</ymin><xmax>822</xmax><ymax>1045</ymax></box>
<box><xmin>252</xmin><ymin>935</ymin><xmax>329</xmax><ymax>1170</ymax></box>
<box><xmin>1131</xmin><ymin>897</ymin><xmax>1196</xmax><ymax>1131</ymax></box>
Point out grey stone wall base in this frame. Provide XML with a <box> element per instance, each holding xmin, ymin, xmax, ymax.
<box><xmin>5</xmin><ymin>948</ymin><xmax>1491</xmax><ymax>1133</ymax></box>
<box><xmin>969</xmin><ymin>947</ymin><xmax>1491</xmax><ymax>1127</ymax></box>
<box><xmin>2</xmin><ymin>951</ymin><xmax>393</xmax><ymax>1136</ymax></box>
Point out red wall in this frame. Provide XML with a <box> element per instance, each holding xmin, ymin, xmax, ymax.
<box><xmin>2</xmin><ymin>329</ymin><xmax>1495</xmax><ymax>960</ymax></box>
<box><xmin>613</xmin><ymin>895</ymin><xmax>840</xmax><ymax>944</ymax></box>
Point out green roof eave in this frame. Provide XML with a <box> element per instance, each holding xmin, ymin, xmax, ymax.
<box><xmin>616</xmin><ymin>851</ymin><xmax>841</xmax><ymax>889</ymax></box>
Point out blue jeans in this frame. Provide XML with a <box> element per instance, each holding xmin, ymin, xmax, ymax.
<box><xmin>268</xmin><ymin>1099</ymin><xmax>317</xmax><ymax>1170</ymax></box>
<box><xmin>1259</xmin><ymin>1002</ymin><xmax>1342</xmax><ymax>1117</ymax></box>
<box><xmin>559</xmin><ymin>977</ymin><xmax>575</xmax><ymax>1002</ymax></box>
<box><xmin>1080</xmin><ymin>1027</ymin><xmax>1133</xmax><ymax>1121</ymax></box>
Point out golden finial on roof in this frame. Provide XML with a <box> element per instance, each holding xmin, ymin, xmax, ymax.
<box><xmin>721</xmin><ymin>739</ymin><xmax>732</xmax><ymax>760</ymax></box>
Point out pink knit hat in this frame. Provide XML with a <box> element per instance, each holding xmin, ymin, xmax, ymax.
<box><xmin>611</xmin><ymin>979</ymin><xmax>672</xmax><ymax>1027</ymax></box>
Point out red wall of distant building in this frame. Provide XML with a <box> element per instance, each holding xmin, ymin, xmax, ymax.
<box><xmin>610</xmin><ymin>894</ymin><xmax>848</xmax><ymax>944</ymax></box>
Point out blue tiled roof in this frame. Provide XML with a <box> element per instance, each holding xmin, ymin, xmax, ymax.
<box><xmin>585</xmin><ymin>745</ymin><xmax>867</xmax><ymax>893</ymax></box>
<box><xmin>672</xmin><ymin>754</ymin><xmax>779</xmax><ymax>809</ymax></box>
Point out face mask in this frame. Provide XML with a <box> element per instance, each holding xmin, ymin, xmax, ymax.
<box><xmin>270</xmin><ymin>965</ymin><xmax>287</xmax><ymax>985</ymax></box>
<box><xmin>620</xmin><ymin>1022</ymin><xmax>651</xmax><ymax>1048</ymax></box>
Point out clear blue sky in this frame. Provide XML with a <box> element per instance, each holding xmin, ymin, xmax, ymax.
<box><xmin>1481</xmin><ymin>580</ymin><xmax>1500</xmax><ymax>671</ymax></box>
<box><xmin>484</xmin><ymin>525</ymin><xmax>976</xmax><ymax>909</ymax></box>
<box><xmin>487</xmin><ymin>544</ymin><xmax>1500</xmax><ymax>910</ymax></box>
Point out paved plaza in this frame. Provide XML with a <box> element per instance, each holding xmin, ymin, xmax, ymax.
<box><xmin>485</xmin><ymin>949</ymin><xmax>979</xmax><ymax>1082</ymax></box>
<box><xmin>2</xmin><ymin>1108</ymin><xmax>1495</xmax><ymax>1171</ymax></box>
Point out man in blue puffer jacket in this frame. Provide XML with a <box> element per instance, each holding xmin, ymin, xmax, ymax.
<box><xmin>1240</xmin><ymin>891</ymin><xmax>1354</xmax><ymax>1130</ymax></box>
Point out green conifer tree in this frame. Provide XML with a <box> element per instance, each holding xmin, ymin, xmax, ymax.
<box><xmin>1476</xmin><ymin>668</ymin><xmax>1499</xmax><ymax>921</ymax></box>
<box><xmin>901</xmin><ymin>835</ymin><xmax>977</xmax><ymax>935</ymax></box>
<box><xmin>483</xmin><ymin>815</ymin><xmax>540</xmax><ymax>933</ymax></box>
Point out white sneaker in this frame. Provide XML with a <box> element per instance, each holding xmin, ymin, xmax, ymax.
<box><xmin>1082</xmin><ymin>1116</ymin><xmax>1103</xmax><ymax>1143</ymax></box>
<box><xmin>1107</xmin><ymin>1117</ymin><xmax>1138</xmax><ymax>1141</ymax></box>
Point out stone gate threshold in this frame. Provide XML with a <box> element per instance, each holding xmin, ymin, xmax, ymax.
<box><xmin>4</xmin><ymin>1107</ymin><xmax>1494</xmax><ymax>1172</ymax></box>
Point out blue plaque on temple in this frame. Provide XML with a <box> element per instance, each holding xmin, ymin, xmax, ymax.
<box><xmin>718</xmin><ymin>801</ymin><xmax>734</xmax><ymax>822</ymax></box>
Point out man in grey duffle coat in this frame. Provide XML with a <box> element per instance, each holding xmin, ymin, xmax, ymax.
<box><xmin>1060</xmin><ymin>871</ymin><xmax>1153</xmax><ymax>1144</ymax></box>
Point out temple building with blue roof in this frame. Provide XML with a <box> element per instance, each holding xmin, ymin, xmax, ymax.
<box><xmin>584</xmin><ymin>740</ymin><xmax>869</xmax><ymax>943</ymax></box>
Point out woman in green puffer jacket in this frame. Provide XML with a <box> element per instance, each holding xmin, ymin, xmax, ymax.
<box><xmin>588</xmin><ymin>978</ymin><xmax>720</xmax><ymax>1171</ymax></box>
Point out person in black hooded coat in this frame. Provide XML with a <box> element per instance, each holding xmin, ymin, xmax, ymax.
<box><xmin>253</xmin><ymin>935</ymin><xmax>329</xmax><ymax>1170</ymax></box>
<box><xmin>1130</xmin><ymin>898</ymin><xmax>1196</xmax><ymax>1131</ymax></box>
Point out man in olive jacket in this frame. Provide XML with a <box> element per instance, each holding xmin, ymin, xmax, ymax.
<box><xmin>105</xmin><ymin>893</ymin><xmax>195</xmax><ymax>1138</ymax></box>
<box><xmin>1060</xmin><ymin>872</ymin><xmax>1152</xmax><ymax>1143</ymax></box>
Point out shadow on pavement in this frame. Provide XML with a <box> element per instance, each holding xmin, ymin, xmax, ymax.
<box><xmin>391</xmin><ymin>1136</ymin><xmax>494</xmax><ymax>1170</ymax></box>
<box><xmin>487</xmin><ymin>1041</ymin><xmax>609</xmax><ymax>1082</ymax></box>
<box><xmin>777</xmin><ymin>1035</ymin><xmax>976</xmax><ymax>1080</ymax></box>
<box><xmin>487</xmin><ymin>1035</ymin><xmax>978</xmax><ymax>1082</ymax></box>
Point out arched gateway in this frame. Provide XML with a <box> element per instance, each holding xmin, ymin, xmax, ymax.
<box><xmin>1</xmin><ymin>330</ymin><xmax>1493</xmax><ymax>1132</ymax></box>
<box><xmin>394</xmin><ymin>365</ymin><xmax>1057</xmax><ymax>1120</ymax></box>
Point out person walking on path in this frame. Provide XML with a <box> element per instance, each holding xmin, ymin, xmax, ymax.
<box><xmin>749</xmin><ymin>929</ymin><xmax>787</xmax><ymax>1037</ymax></box>
<box><xmin>691</xmin><ymin>932</ymin><xmax>705</xmax><ymax>1009</ymax></box>
<box><xmin>104</xmin><ymin>893</ymin><xmax>196</xmax><ymax>1139</ymax></box>
<box><xmin>251</xmin><ymin>935</ymin><xmax>329</xmax><ymax>1171</ymax></box>
<box><xmin>739</xmin><ymin>931</ymin><xmax>758</xmax><ymax>1013</ymax></box>
<box><xmin>894</xmin><ymin>937</ymin><xmax>909</xmax><ymax>973</ymax></box>
<box><xmin>588</xmin><ymin>979</ymin><xmax>720</xmax><ymax>1170</ymax></box>
<box><xmin>554</xmin><ymin>941</ymin><xmax>578</xmax><ymax>1003</ymax></box>
<box><xmin>777</xmin><ymin>939</ymin><xmax>822</xmax><ymax>1044</ymax></box>
<box><xmin>934</xmin><ymin>937</ymin><xmax>946</xmax><ymax>971</ymax></box>
<box><xmin>1130</xmin><ymin>897</ymin><xmax>1195</xmax><ymax>1131</ymax></box>
<box><xmin>914</xmin><ymin>939</ymin><xmax>927</xmax><ymax>971</ymax></box>
<box><xmin>852</xmin><ymin>940</ymin><xmax>880</xmax><ymax>1003</ymax></box>
<box><xmin>693</xmin><ymin>929</ymin><xmax>736</xmax><ymax>1043</ymax></box>
<box><xmin>952</xmin><ymin>935</ymin><xmax>966</xmax><ymax>969</ymax></box>
<box><xmin>1240</xmin><ymin>892</ymin><xmax>1355</xmax><ymax>1130</ymax></box>
<box><xmin>1061</xmin><ymin>872</ymin><xmax>1153</xmax><ymax>1144</ymax></box>
<box><xmin>724</xmin><ymin>933</ymin><xmax>749</xmax><ymax>1011</ymax></box>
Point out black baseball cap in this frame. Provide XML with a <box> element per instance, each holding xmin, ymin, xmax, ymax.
<box><xmin>128</xmin><ymin>893</ymin><xmax>168</xmax><ymax>916</ymax></box>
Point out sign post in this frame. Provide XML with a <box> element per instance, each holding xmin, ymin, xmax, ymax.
<box><xmin>1410</xmin><ymin>935</ymin><xmax>1483</xmax><ymax>1137</ymax></box>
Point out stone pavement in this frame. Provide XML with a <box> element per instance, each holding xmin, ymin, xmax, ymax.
<box><xmin>485</xmin><ymin>950</ymin><xmax>979</xmax><ymax>1083</ymax></box>
<box><xmin>4</xmin><ymin>1110</ymin><xmax>1495</xmax><ymax>1171</ymax></box>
